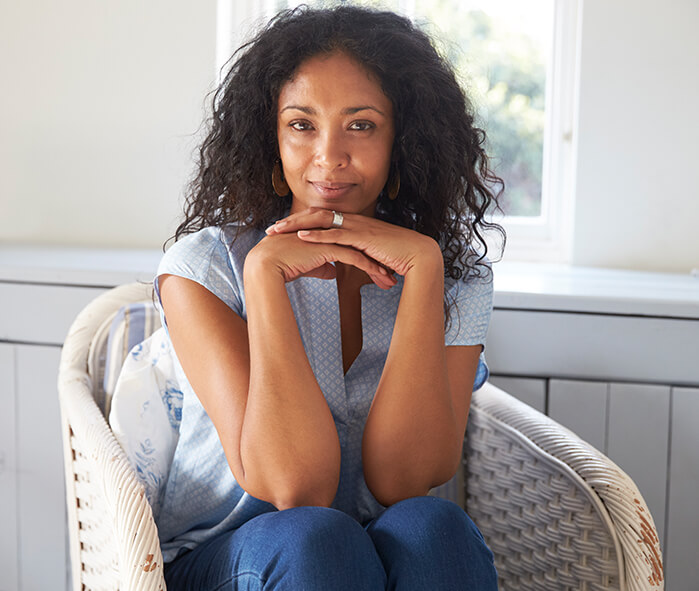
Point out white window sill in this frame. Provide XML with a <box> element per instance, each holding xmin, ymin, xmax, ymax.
<box><xmin>0</xmin><ymin>245</ymin><xmax>162</xmax><ymax>287</ymax></box>
<box><xmin>493</xmin><ymin>261</ymin><xmax>699</xmax><ymax>320</ymax></box>
<box><xmin>1</xmin><ymin>246</ymin><xmax>698</xmax><ymax>320</ymax></box>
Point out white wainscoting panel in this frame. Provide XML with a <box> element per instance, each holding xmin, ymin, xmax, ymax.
<box><xmin>488</xmin><ymin>309</ymin><xmax>699</xmax><ymax>386</ymax></box>
<box><xmin>0</xmin><ymin>344</ymin><xmax>18</xmax><ymax>591</ymax></box>
<box><xmin>548</xmin><ymin>379</ymin><xmax>608</xmax><ymax>453</ymax></box>
<box><xmin>606</xmin><ymin>382</ymin><xmax>670</xmax><ymax>547</ymax></box>
<box><xmin>0</xmin><ymin>283</ymin><xmax>109</xmax><ymax>345</ymax></box>
<box><xmin>488</xmin><ymin>376</ymin><xmax>547</xmax><ymax>413</ymax></box>
<box><xmin>16</xmin><ymin>345</ymin><xmax>67</xmax><ymax>591</ymax></box>
<box><xmin>665</xmin><ymin>387</ymin><xmax>699</xmax><ymax>591</ymax></box>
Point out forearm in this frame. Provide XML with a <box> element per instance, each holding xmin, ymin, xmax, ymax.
<box><xmin>240</xmin><ymin>262</ymin><xmax>341</xmax><ymax>509</ymax></box>
<box><xmin>362</xmin><ymin>246</ymin><xmax>461</xmax><ymax>505</ymax></box>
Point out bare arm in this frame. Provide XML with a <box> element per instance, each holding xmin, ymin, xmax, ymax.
<box><xmin>159</xmin><ymin>272</ymin><xmax>340</xmax><ymax>509</ymax></box>
<box><xmin>159</xmin><ymin>232</ymin><xmax>394</xmax><ymax>510</ymax></box>
<box><xmin>361</xmin><ymin>244</ymin><xmax>481</xmax><ymax>505</ymax></box>
<box><xmin>267</xmin><ymin>209</ymin><xmax>482</xmax><ymax>506</ymax></box>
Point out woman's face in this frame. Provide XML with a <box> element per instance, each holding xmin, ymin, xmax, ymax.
<box><xmin>277</xmin><ymin>51</ymin><xmax>395</xmax><ymax>217</ymax></box>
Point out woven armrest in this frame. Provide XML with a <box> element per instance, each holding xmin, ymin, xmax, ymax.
<box><xmin>466</xmin><ymin>382</ymin><xmax>663</xmax><ymax>591</ymax></box>
<box><xmin>58</xmin><ymin>283</ymin><xmax>166</xmax><ymax>591</ymax></box>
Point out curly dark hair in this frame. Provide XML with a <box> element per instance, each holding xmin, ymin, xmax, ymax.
<box><xmin>175</xmin><ymin>4</ymin><xmax>504</xmax><ymax>280</ymax></box>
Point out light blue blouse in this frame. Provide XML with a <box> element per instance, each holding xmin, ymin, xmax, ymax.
<box><xmin>153</xmin><ymin>225</ymin><xmax>493</xmax><ymax>562</ymax></box>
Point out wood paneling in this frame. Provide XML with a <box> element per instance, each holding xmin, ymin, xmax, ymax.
<box><xmin>16</xmin><ymin>345</ymin><xmax>66</xmax><ymax>591</ymax></box>
<box><xmin>0</xmin><ymin>345</ymin><xmax>18</xmax><ymax>591</ymax></box>
<box><xmin>665</xmin><ymin>387</ymin><xmax>699</xmax><ymax>591</ymax></box>
<box><xmin>606</xmin><ymin>383</ymin><xmax>670</xmax><ymax>546</ymax></box>
<box><xmin>488</xmin><ymin>376</ymin><xmax>547</xmax><ymax>413</ymax></box>
<box><xmin>549</xmin><ymin>379</ymin><xmax>608</xmax><ymax>452</ymax></box>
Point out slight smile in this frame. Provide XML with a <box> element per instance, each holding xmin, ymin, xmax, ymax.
<box><xmin>310</xmin><ymin>181</ymin><xmax>356</xmax><ymax>198</ymax></box>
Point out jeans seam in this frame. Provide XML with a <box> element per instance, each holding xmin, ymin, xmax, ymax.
<box><xmin>211</xmin><ymin>570</ymin><xmax>267</xmax><ymax>591</ymax></box>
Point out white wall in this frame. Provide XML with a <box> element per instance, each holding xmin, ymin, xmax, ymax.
<box><xmin>1</xmin><ymin>0</ymin><xmax>698</xmax><ymax>272</ymax></box>
<box><xmin>572</xmin><ymin>0</ymin><xmax>699</xmax><ymax>273</ymax></box>
<box><xmin>0</xmin><ymin>0</ymin><xmax>217</xmax><ymax>249</ymax></box>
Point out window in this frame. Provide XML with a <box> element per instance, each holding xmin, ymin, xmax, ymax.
<box><xmin>218</xmin><ymin>0</ymin><xmax>580</xmax><ymax>262</ymax></box>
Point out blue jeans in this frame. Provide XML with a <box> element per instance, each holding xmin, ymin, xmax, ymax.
<box><xmin>164</xmin><ymin>496</ymin><xmax>497</xmax><ymax>590</ymax></box>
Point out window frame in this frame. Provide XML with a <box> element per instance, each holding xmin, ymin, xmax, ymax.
<box><xmin>216</xmin><ymin>0</ymin><xmax>581</xmax><ymax>263</ymax></box>
<box><xmin>497</xmin><ymin>0</ymin><xmax>581</xmax><ymax>263</ymax></box>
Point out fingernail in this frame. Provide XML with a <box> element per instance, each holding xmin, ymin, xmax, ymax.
<box><xmin>379</xmin><ymin>267</ymin><xmax>388</xmax><ymax>275</ymax></box>
<box><xmin>264</xmin><ymin>225</ymin><xmax>276</xmax><ymax>234</ymax></box>
<box><xmin>275</xmin><ymin>220</ymin><xmax>287</xmax><ymax>228</ymax></box>
<box><xmin>297</xmin><ymin>230</ymin><xmax>310</xmax><ymax>236</ymax></box>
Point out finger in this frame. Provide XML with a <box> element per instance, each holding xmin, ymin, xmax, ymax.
<box><xmin>367</xmin><ymin>272</ymin><xmax>397</xmax><ymax>290</ymax></box>
<box><xmin>266</xmin><ymin>209</ymin><xmax>353</xmax><ymax>235</ymax></box>
<box><xmin>296</xmin><ymin>228</ymin><xmax>358</xmax><ymax>247</ymax></box>
<box><xmin>266</xmin><ymin>211</ymin><xmax>329</xmax><ymax>234</ymax></box>
<box><xmin>329</xmin><ymin>246</ymin><xmax>396</xmax><ymax>289</ymax></box>
<box><xmin>303</xmin><ymin>231</ymin><xmax>402</xmax><ymax>280</ymax></box>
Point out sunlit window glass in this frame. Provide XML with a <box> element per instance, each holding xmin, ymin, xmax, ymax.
<box><xmin>412</xmin><ymin>0</ymin><xmax>553</xmax><ymax>217</ymax></box>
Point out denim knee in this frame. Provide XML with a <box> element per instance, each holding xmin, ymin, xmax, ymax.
<box><xmin>366</xmin><ymin>496</ymin><xmax>497</xmax><ymax>591</ymax></box>
<box><xmin>274</xmin><ymin>506</ymin><xmax>371</xmax><ymax>560</ymax></box>
<box><xmin>263</xmin><ymin>506</ymin><xmax>386</xmax><ymax>590</ymax></box>
<box><xmin>164</xmin><ymin>507</ymin><xmax>386</xmax><ymax>591</ymax></box>
<box><xmin>381</xmin><ymin>496</ymin><xmax>487</xmax><ymax>543</ymax></box>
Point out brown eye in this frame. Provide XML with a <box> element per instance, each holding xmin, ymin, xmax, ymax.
<box><xmin>290</xmin><ymin>120</ymin><xmax>313</xmax><ymax>131</ymax></box>
<box><xmin>349</xmin><ymin>121</ymin><xmax>375</xmax><ymax>131</ymax></box>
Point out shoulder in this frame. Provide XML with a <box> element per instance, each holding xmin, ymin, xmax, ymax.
<box><xmin>158</xmin><ymin>226</ymin><xmax>263</xmax><ymax>275</ymax></box>
<box><xmin>156</xmin><ymin>225</ymin><xmax>264</xmax><ymax>314</ymax></box>
<box><xmin>445</xmin><ymin>259</ymin><xmax>493</xmax><ymax>304</ymax></box>
<box><xmin>444</xmin><ymin>260</ymin><xmax>494</xmax><ymax>347</ymax></box>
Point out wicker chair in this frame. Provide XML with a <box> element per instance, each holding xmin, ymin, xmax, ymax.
<box><xmin>58</xmin><ymin>283</ymin><xmax>664</xmax><ymax>590</ymax></box>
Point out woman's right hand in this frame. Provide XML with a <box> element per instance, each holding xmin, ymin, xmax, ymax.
<box><xmin>246</xmin><ymin>232</ymin><xmax>397</xmax><ymax>289</ymax></box>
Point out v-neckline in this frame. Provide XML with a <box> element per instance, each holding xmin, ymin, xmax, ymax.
<box><xmin>338</xmin><ymin>293</ymin><xmax>363</xmax><ymax>376</ymax></box>
<box><xmin>336</xmin><ymin>266</ymin><xmax>372</xmax><ymax>377</ymax></box>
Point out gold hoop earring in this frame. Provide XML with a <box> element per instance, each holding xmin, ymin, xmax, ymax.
<box><xmin>386</xmin><ymin>169</ymin><xmax>400</xmax><ymax>201</ymax></box>
<box><xmin>272</xmin><ymin>161</ymin><xmax>290</xmax><ymax>197</ymax></box>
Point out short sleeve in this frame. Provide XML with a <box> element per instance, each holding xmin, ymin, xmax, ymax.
<box><xmin>154</xmin><ymin>227</ymin><xmax>246</xmax><ymax>328</ymax></box>
<box><xmin>444</xmin><ymin>265</ymin><xmax>494</xmax><ymax>391</ymax></box>
<box><xmin>444</xmin><ymin>266</ymin><xmax>494</xmax><ymax>347</ymax></box>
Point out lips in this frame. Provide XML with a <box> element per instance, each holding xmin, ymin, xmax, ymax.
<box><xmin>309</xmin><ymin>180</ymin><xmax>355</xmax><ymax>199</ymax></box>
<box><xmin>311</xmin><ymin>181</ymin><xmax>354</xmax><ymax>189</ymax></box>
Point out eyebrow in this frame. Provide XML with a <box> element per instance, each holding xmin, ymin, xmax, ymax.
<box><xmin>280</xmin><ymin>105</ymin><xmax>386</xmax><ymax>116</ymax></box>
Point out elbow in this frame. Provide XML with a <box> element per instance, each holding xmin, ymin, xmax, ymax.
<box><xmin>267</xmin><ymin>475</ymin><xmax>339</xmax><ymax>511</ymax></box>
<box><xmin>366</xmin><ymin>468</ymin><xmax>454</xmax><ymax>508</ymax></box>
<box><xmin>240</xmin><ymin>469</ymin><xmax>339</xmax><ymax>512</ymax></box>
<box><xmin>364</xmin><ymin>448</ymin><xmax>463</xmax><ymax>507</ymax></box>
<box><xmin>370</xmin><ymin>483</ymin><xmax>429</xmax><ymax>508</ymax></box>
<box><xmin>235</xmin><ymin>433</ymin><xmax>342</xmax><ymax>511</ymax></box>
<box><xmin>363</xmin><ymin>461</ymin><xmax>429</xmax><ymax>507</ymax></box>
<box><xmin>272</xmin><ymin>489</ymin><xmax>335</xmax><ymax>512</ymax></box>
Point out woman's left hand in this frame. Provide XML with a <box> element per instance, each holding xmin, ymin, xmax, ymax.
<box><xmin>265</xmin><ymin>207</ymin><xmax>443</xmax><ymax>277</ymax></box>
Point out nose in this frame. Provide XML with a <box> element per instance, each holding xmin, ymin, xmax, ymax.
<box><xmin>314</xmin><ymin>129</ymin><xmax>349</xmax><ymax>170</ymax></box>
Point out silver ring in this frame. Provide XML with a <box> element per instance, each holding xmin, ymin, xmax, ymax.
<box><xmin>331</xmin><ymin>211</ymin><xmax>344</xmax><ymax>228</ymax></box>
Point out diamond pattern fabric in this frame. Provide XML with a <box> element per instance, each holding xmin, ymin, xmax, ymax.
<box><xmin>150</xmin><ymin>225</ymin><xmax>493</xmax><ymax>562</ymax></box>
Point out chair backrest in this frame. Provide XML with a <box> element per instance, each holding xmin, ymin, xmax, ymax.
<box><xmin>60</xmin><ymin>283</ymin><xmax>664</xmax><ymax>591</ymax></box>
<box><xmin>466</xmin><ymin>383</ymin><xmax>664</xmax><ymax>591</ymax></box>
<box><xmin>87</xmin><ymin>297</ymin><xmax>162</xmax><ymax>418</ymax></box>
<box><xmin>58</xmin><ymin>283</ymin><xmax>166</xmax><ymax>591</ymax></box>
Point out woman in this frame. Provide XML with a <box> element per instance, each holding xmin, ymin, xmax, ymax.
<box><xmin>155</xmin><ymin>5</ymin><xmax>503</xmax><ymax>590</ymax></box>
